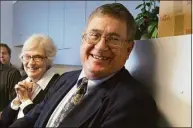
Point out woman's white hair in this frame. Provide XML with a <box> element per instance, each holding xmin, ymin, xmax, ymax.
<box><xmin>20</xmin><ymin>34</ymin><xmax>57</xmax><ymax>68</ymax></box>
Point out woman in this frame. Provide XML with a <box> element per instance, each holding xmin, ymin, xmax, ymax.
<box><xmin>0</xmin><ymin>34</ymin><xmax>60</xmax><ymax>127</ymax></box>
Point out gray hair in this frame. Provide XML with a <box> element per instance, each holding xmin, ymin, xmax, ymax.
<box><xmin>87</xmin><ymin>3</ymin><xmax>136</xmax><ymax>42</ymax></box>
<box><xmin>20</xmin><ymin>34</ymin><xmax>57</xmax><ymax>68</ymax></box>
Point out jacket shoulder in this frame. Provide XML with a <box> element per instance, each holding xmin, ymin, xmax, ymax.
<box><xmin>108</xmin><ymin>68</ymin><xmax>154</xmax><ymax>103</ymax></box>
<box><xmin>58</xmin><ymin>70</ymin><xmax>81</xmax><ymax>81</ymax></box>
<box><xmin>47</xmin><ymin>70</ymin><xmax>81</xmax><ymax>91</ymax></box>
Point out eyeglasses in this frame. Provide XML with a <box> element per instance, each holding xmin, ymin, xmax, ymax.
<box><xmin>21</xmin><ymin>55</ymin><xmax>47</xmax><ymax>62</ymax></box>
<box><xmin>82</xmin><ymin>32</ymin><xmax>129</xmax><ymax>47</ymax></box>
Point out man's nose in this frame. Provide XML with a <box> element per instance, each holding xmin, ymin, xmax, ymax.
<box><xmin>94</xmin><ymin>38</ymin><xmax>109</xmax><ymax>51</ymax></box>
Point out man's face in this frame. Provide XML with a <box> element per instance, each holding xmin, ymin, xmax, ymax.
<box><xmin>0</xmin><ymin>46</ymin><xmax>11</xmax><ymax>64</ymax></box>
<box><xmin>80</xmin><ymin>15</ymin><xmax>133</xmax><ymax>79</ymax></box>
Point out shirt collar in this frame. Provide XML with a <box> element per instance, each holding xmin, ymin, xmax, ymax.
<box><xmin>26</xmin><ymin>68</ymin><xmax>56</xmax><ymax>90</ymax></box>
<box><xmin>77</xmin><ymin>69</ymin><xmax>115</xmax><ymax>88</ymax></box>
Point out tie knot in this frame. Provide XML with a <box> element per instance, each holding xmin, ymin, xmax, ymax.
<box><xmin>81</xmin><ymin>77</ymin><xmax>88</xmax><ymax>84</ymax></box>
<box><xmin>78</xmin><ymin>77</ymin><xmax>88</xmax><ymax>86</ymax></box>
<box><xmin>77</xmin><ymin>77</ymin><xmax>88</xmax><ymax>94</ymax></box>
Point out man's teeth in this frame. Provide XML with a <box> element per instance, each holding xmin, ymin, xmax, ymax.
<box><xmin>28</xmin><ymin>67</ymin><xmax>38</xmax><ymax>70</ymax></box>
<box><xmin>92</xmin><ymin>55</ymin><xmax>108</xmax><ymax>60</ymax></box>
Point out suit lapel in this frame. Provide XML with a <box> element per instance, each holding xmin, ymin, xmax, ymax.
<box><xmin>36</xmin><ymin>72</ymin><xmax>80</xmax><ymax>127</ymax></box>
<box><xmin>59</xmin><ymin>84</ymin><xmax>106</xmax><ymax>127</ymax></box>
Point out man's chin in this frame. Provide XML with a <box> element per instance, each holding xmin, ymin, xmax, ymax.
<box><xmin>88</xmin><ymin>63</ymin><xmax>107</xmax><ymax>70</ymax></box>
<box><xmin>87</xmin><ymin>68</ymin><xmax>108</xmax><ymax>79</ymax></box>
<box><xmin>90</xmin><ymin>66</ymin><xmax>105</xmax><ymax>73</ymax></box>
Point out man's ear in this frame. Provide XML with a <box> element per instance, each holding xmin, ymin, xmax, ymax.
<box><xmin>127</xmin><ymin>41</ymin><xmax>134</xmax><ymax>53</ymax></box>
<box><xmin>9</xmin><ymin>54</ymin><xmax>11</xmax><ymax>60</ymax></box>
<box><xmin>126</xmin><ymin>42</ymin><xmax>134</xmax><ymax>60</ymax></box>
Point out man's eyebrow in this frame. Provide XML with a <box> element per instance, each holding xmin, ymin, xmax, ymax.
<box><xmin>108</xmin><ymin>33</ymin><xmax>120</xmax><ymax>37</ymax></box>
<box><xmin>89</xmin><ymin>29</ymin><xmax>102</xmax><ymax>33</ymax></box>
<box><xmin>89</xmin><ymin>29</ymin><xmax>121</xmax><ymax>37</ymax></box>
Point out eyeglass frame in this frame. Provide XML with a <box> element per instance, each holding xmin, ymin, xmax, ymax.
<box><xmin>21</xmin><ymin>54</ymin><xmax>47</xmax><ymax>62</ymax></box>
<box><xmin>82</xmin><ymin>32</ymin><xmax>132</xmax><ymax>47</ymax></box>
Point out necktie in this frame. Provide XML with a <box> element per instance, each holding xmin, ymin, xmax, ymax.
<box><xmin>53</xmin><ymin>77</ymin><xmax>88</xmax><ymax>127</ymax></box>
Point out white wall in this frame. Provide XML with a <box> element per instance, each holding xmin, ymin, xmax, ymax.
<box><xmin>1</xmin><ymin>1</ymin><xmax>13</xmax><ymax>45</ymax></box>
<box><xmin>1</xmin><ymin>1</ymin><xmax>21</xmax><ymax>67</ymax></box>
<box><xmin>126</xmin><ymin>34</ymin><xmax>191</xmax><ymax>127</ymax></box>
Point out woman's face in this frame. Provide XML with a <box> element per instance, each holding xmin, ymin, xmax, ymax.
<box><xmin>22</xmin><ymin>46</ymin><xmax>48</xmax><ymax>81</ymax></box>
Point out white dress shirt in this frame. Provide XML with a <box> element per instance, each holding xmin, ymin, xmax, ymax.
<box><xmin>46</xmin><ymin>70</ymin><xmax>114</xmax><ymax>127</ymax></box>
<box><xmin>11</xmin><ymin>68</ymin><xmax>56</xmax><ymax>119</ymax></box>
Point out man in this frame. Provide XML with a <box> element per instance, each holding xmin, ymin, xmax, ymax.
<box><xmin>0</xmin><ymin>43</ymin><xmax>25</xmax><ymax>76</ymax></box>
<box><xmin>0</xmin><ymin>61</ymin><xmax>21</xmax><ymax>111</ymax></box>
<box><xmin>0</xmin><ymin>43</ymin><xmax>12</xmax><ymax>65</ymax></box>
<box><xmin>10</xmin><ymin>3</ymin><xmax>158</xmax><ymax>127</ymax></box>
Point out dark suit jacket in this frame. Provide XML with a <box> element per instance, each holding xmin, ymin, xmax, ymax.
<box><xmin>10</xmin><ymin>67</ymin><xmax>158</xmax><ymax>128</ymax></box>
<box><xmin>1</xmin><ymin>73</ymin><xmax>60</xmax><ymax>128</ymax></box>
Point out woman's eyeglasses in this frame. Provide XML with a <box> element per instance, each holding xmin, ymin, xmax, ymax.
<box><xmin>21</xmin><ymin>55</ymin><xmax>47</xmax><ymax>62</ymax></box>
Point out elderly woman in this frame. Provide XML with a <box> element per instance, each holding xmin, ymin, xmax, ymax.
<box><xmin>0</xmin><ymin>34</ymin><xmax>60</xmax><ymax>127</ymax></box>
